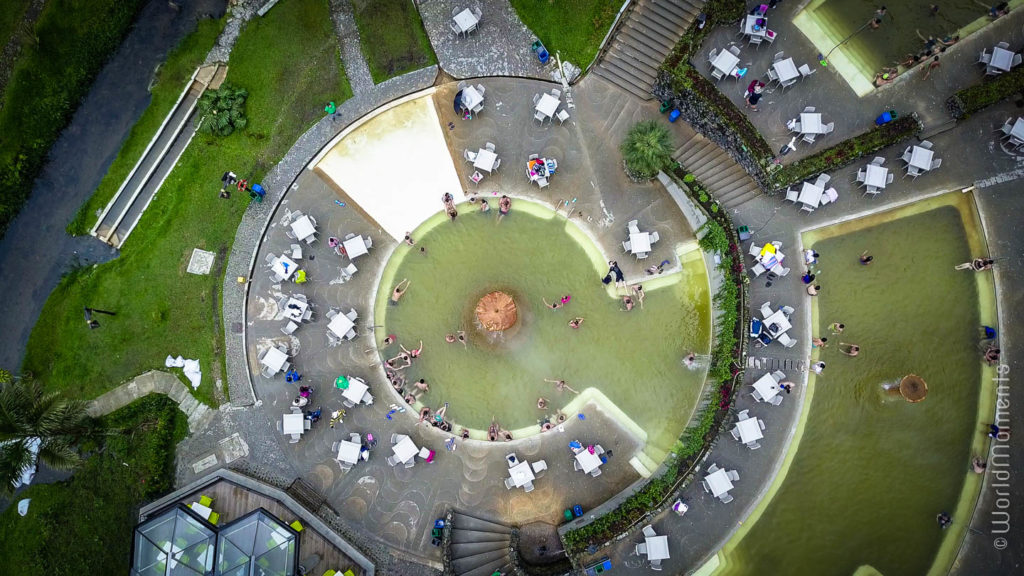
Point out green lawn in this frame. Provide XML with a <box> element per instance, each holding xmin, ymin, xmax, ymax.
<box><xmin>24</xmin><ymin>0</ymin><xmax>351</xmax><ymax>404</ymax></box>
<box><xmin>0</xmin><ymin>0</ymin><xmax>147</xmax><ymax>236</ymax></box>
<box><xmin>352</xmin><ymin>0</ymin><xmax>436</xmax><ymax>82</ymax></box>
<box><xmin>0</xmin><ymin>396</ymin><xmax>186</xmax><ymax>576</ymax></box>
<box><xmin>68</xmin><ymin>18</ymin><xmax>225</xmax><ymax>236</ymax></box>
<box><xmin>510</xmin><ymin>0</ymin><xmax>620</xmax><ymax>67</ymax></box>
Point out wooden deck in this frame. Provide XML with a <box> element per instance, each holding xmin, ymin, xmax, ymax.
<box><xmin>175</xmin><ymin>479</ymin><xmax>363</xmax><ymax>576</ymax></box>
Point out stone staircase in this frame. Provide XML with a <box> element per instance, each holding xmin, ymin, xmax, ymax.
<box><xmin>593</xmin><ymin>0</ymin><xmax>705</xmax><ymax>100</ymax></box>
<box><xmin>448</xmin><ymin>512</ymin><xmax>515</xmax><ymax>576</ymax></box>
<box><xmin>672</xmin><ymin>133</ymin><xmax>762</xmax><ymax>209</ymax></box>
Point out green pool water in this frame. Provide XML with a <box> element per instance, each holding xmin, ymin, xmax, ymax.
<box><xmin>373</xmin><ymin>202</ymin><xmax>711</xmax><ymax>456</ymax></box>
<box><xmin>797</xmin><ymin>0</ymin><xmax>990</xmax><ymax>93</ymax></box>
<box><xmin>717</xmin><ymin>196</ymin><xmax>994</xmax><ymax>576</ymax></box>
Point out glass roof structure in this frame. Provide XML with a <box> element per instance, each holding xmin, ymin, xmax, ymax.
<box><xmin>215</xmin><ymin>510</ymin><xmax>297</xmax><ymax>576</ymax></box>
<box><xmin>132</xmin><ymin>506</ymin><xmax>216</xmax><ymax>576</ymax></box>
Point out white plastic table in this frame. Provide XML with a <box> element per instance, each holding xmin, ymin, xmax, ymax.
<box><xmin>711</xmin><ymin>51</ymin><xmax>739</xmax><ymax>76</ymax></box>
<box><xmin>342</xmin><ymin>378</ymin><xmax>369</xmax><ymax>404</ymax></box>
<box><xmin>865</xmin><ymin>164</ymin><xmax>888</xmax><ymax>188</ymax></box>
<box><xmin>744</xmin><ymin>15</ymin><xmax>767</xmax><ymax>37</ymax></box>
<box><xmin>190</xmin><ymin>502</ymin><xmax>212</xmax><ymax>519</ymax></box>
<box><xmin>753</xmin><ymin>372</ymin><xmax>780</xmax><ymax>402</ymax></box>
<box><xmin>453</xmin><ymin>8</ymin><xmax>478</xmax><ymax>33</ymax></box>
<box><xmin>798</xmin><ymin>182</ymin><xmax>824</xmax><ymax>207</ymax></box>
<box><xmin>629</xmin><ymin>232</ymin><xmax>651</xmax><ymax>254</ymax></box>
<box><xmin>327</xmin><ymin>313</ymin><xmax>354</xmax><ymax>338</ymax></box>
<box><xmin>343</xmin><ymin>235</ymin><xmax>368</xmax><ymax>259</ymax></box>
<box><xmin>736</xmin><ymin>417</ymin><xmax>763</xmax><ymax>444</ymax></box>
<box><xmin>393</xmin><ymin>436</ymin><xmax>418</xmax><ymax>464</ymax></box>
<box><xmin>645</xmin><ymin>535</ymin><xmax>670</xmax><ymax>561</ymax></box>
<box><xmin>272</xmin><ymin>256</ymin><xmax>297</xmax><ymax>280</ymax></box>
<box><xmin>758</xmin><ymin>249</ymin><xmax>784</xmax><ymax>268</ymax></box>
<box><xmin>261</xmin><ymin>347</ymin><xmax>288</xmax><ymax>372</ymax></box>
<box><xmin>290</xmin><ymin>216</ymin><xmax>316</xmax><ymax>242</ymax></box>
<box><xmin>762</xmin><ymin>309</ymin><xmax>792</xmax><ymax>336</ymax></box>
<box><xmin>706</xmin><ymin>468</ymin><xmax>734</xmax><ymax>497</ymax></box>
<box><xmin>509</xmin><ymin>461</ymin><xmax>535</xmax><ymax>487</ymax></box>
<box><xmin>575</xmin><ymin>450</ymin><xmax>602</xmax><ymax>474</ymax></box>
<box><xmin>337</xmin><ymin>440</ymin><xmax>361</xmax><ymax>464</ymax></box>
<box><xmin>282</xmin><ymin>297</ymin><xmax>307</xmax><ymax>322</ymax></box>
<box><xmin>800</xmin><ymin>113</ymin><xmax>823</xmax><ymax>134</ymax></box>
<box><xmin>909</xmin><ymin>146</ymin><xmax>934</xmax><ymax>171</ymax></box>
<box><xmin>282</xmin><ymin>413</ymin><xmax>304</xmax><ymax>435</ymax></box>
<box><xmin>773</xmin><ymin>58</ymin><xmax>798</xmax><ymax>84</ymax></box>
<box><xmin>462</xmin><ymin>86</ymin><xmax>483</xmax><ymax>110</ymax></box>
<box><xmin>991</xmin><ymin>46</ymin><xmax>1014</xmax><ymax>72</ymax></box>
<box><xmin>1010</xmin><ymin>117</ymin><xmax>1024</xmax><ymax>141</ymax></box>
<box><xmin>535</xmin><ymin>93</ymin><xmax>559</xmax><ymax>119</ymax></box>
<box><xmin>474</xmin><ymin>149</ymin><xmax>497</xmax><ymax>172</ymax></box>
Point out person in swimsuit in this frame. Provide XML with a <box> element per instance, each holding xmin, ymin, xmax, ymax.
<box><xmin>391</xmin><ymin>278</ymin><xmax>410</xmax><ymax>304</ymax></box>
<box><xmin>543</xmin><ymin>297</ymin><xmax>562</xmax><ymax>310</ymax></box>
<box><xmin>860</xmin><ymin>251</ymin><xmax>874</xmax><ymax>265</ymax></box>
<box><xmin>683</xmin><ymin>352</ymin><xmax>696</xmax><ymax>367</ymax></box>
<box><xmin>414</xmin><ymin>378</ymin><xmax>429</xmax><ymax>391</ymax></box>
<box><xmin>839</xmin><ymin>342</ymin><xmax>860</xmax><ymax>356</ymax></box>
<box><xmin>445</xmin><ymin>333</ymin><xmax>456</xmax><ymax>343</ymax></box>
<box><xmin>545</xmin><ymin>378</ymin><xmax>579</xmax><ymax>394</ymax></box>
<box><xmin>457</xmin><ymin>331</ymin><xmax>467</xmax><ymax>347</ymax></box>
<box><xmin>807</xmin><ymin>284</ymin><xmax>820</xmax><ymax>296</ymax></box>
<box><xmin>621</xmin><ymin>295</ymin><xmax>634</xmax><ymax>311</ymax></box>
<box><xmin>498</xmin><ymin>196</ymin><xmax>511</xmax><ymax>221</ymax></box>
<box><xmin>537</xmin><ymin>397</ymin><xmax>548</xmax><ymax>409</ymax></box>
<box><xmin>632</xmin><ymin>285</ymin><xmax>645</xmax><ymax>309</ymax></box>
<box><xmin>829</xmin><ymin>323</ymin><xmax>845</xmax><ymax>334</ymax></box>
<box><xmin>569</xmin><ymin>317</ymin><xmax>584</xmax><ymax>329</ymax></box>
<box><xmin>402</xmin><ymin>341</ymin><xmax>423</xmax><ymax>359</ymax></box>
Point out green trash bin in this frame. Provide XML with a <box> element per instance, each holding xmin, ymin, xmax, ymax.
<box><xmin>564</xmin><ymin>509</ymin><xmax>573</xmax><ymax>521</ymax></box>
<box><xmin>659</xmin><ymin>101</ymin><xmax>672</xmax><ymax>113</ymax></box>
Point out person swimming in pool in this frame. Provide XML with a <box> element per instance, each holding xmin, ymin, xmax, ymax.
<box><xmin>391</xmin><ymin>278</ymin><xmax>410</xmax><ymax>304</ymax></box>
<box><xmin>839</xmin><ymin>342</ymin><xmax>860</xmax><ymax>356</ymax></box>
<box><xmin>545</xmin><ymin>378</ymin><xmax>579</xmax><ymax>394</ymax></box>
<box><xmin>621</xmin><ymin>295</ymin><xmax>634</xmax><ymax>311</ymax></box>
<box><xmin>684</xmin><ymin>352</ymin><xmax>696</xmax><ymax>367</ymax></box>
<box><xmin>569</xmin><ymin>317</ymin><xmax>584</xmax><ymax>329</ymax></box>
<box><xmin>537</xmin><ymin>397</ymin><xmax>548</xmax><ymax>409</ymax></box>
<box><xmin>543</xmin><ymin>297</ymin><xmax>563</xmax><ymax>310</ymax></box>
<box><xmin>402</xmin><ymin>341</ymin><xmax>423</xmax><ymax>359</ymax></box>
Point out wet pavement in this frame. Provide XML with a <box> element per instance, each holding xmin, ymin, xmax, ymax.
<box><xmin>0</xmin><ymin>0</ymin><xmax>225</xmax><ymax>374</ymax></box>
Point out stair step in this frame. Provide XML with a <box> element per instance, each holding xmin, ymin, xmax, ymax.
<box><xmin>604</xmin><ymin>48</ymin><xmax>659</xmax><ymax>80</ymax></box>
<box><xmin>622</xmin><ymin>21</ymin><xmax>675</xmax><ymax>53</ymax></box>
<box><xmin>451</xmin><ymin>541</ymin><xmax>510</xmax><ymax>559</ymax></box>
<box><xmin>603</xmin><ymin>54</ymin><xmax>656</xmax><ymax>88</ymax></box>
<box><xmin>645</xmin><ymin>0</ymin><xmax>695</xmax><ymax>30</ymax></box>
<box><xmin>452</xmin><ymin>550</ymin><xmax>509</xmax><ymax>574</ymax></box>
<box><xmin>593</xmin><ymin>67</ymin><xmax>653</xmax><ymax>100</ymax></box>
<box><xmin>619</xmin><ymin>26</ymin><xmax>674</xmax><ymax>57</ymax></box>
<box><xmin>609</xmin><ymin>40</ymin><xmax>663</xmax><ymax>71</ymax></box>
<box><xmin>636</xmin><ymin>10</ymin><xmax>687</xmax><ymax>41</ymax></box>
<box><xmin>452</xmin><ymin>513</ymin><xmax>513</xmax><ymax>534</ymax></box>
<box><xmin>460</xmin><ymin>558</ymin><xmax>512</xmax><ymax>576</ymax></box>
<box><xmin>450</xmin><ymin>529</ymin><xmax>512</xmax><ymax>544</ymax></box>
<box><xmin>626</xmin><ymin>18</ymin><xmax>678</xmax><ymax>50</ymax></box>
<box><xmin>651</xmin><ymin>0</ymin><xmax>699</xmax><ymax>21</ymax></box>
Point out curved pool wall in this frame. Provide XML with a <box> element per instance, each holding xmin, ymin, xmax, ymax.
<box><xmin>710</xmin><ymin>191</ymin><xmax>997</xmax><ymax>576</ymax></box>
<box><xmin>794</xmin><ymin>0</ymin><xmax>1009</xmax><ymax>96</ymax></box>
<box><xmin>372</xmin><ymin>198</ymin><xmax>713</xmax><ymax>462</ymax></box>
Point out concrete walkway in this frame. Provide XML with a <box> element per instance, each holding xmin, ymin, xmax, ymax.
<box><xmin>86</xmin><ymin>370</ymin><xmax>217</xmax><ymax>432</ymax></box>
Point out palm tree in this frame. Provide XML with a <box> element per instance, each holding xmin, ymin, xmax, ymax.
<box><xmin>0</xmin><ymin>379</ymin><xmax>91</xmax><ymax>495</ymax></box>
<box><xmin>620</xmin><ymin>120</ymin><xmax>675</xmax><ymax>181</ymax></box>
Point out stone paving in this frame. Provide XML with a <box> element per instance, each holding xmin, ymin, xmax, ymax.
<box><xmin>695</xmin><ymin>5</ymin><xmax>1024</xmax><ymax>164</ymax></box>
<box><xmin>329</xmin><ymin>0</ymin><xmax>375</xmax><ymax>95</ymax></box>
<box><xmin>418</xmin><ymin>0</ymin><xmax>557</xmax><ymax>79</ymax></box>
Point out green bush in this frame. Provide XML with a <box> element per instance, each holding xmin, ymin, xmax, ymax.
<box><xmin>197</xmin><ymin>84</ymin><xmax>249</xmax><ymax>137</ymax></box>
<box><xmin>620</xmin><ymin>120</ymin><xmax>674</xmax><ymax>180</ymax></box>
<box><xmin>770</xmin><ymin>115</ymin><xmax>921</xmax><ymax>189</ymax></box>
<box><xmin>947</xmin><ymin>66</ymin><xmax>1024</xmax><ymax>119</ymax></box>
<box><xmin>698</xmin><ymin>220</ymin><xmax>729</xmax><ymax>253</ymax></box>
<box><xmin>0</xmin><ymin>0</ymin><xmax>147</xmax><ymax>237</ymax></box>
<box><xmin>0</xmin><ymin>395</ymin><xmax>184</xmax><ymax>574</ymax></box>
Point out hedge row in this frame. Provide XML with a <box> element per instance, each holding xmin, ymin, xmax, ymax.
<box><xmin>947</xmin><ymin>64</ymin><xmax>1024</xmax><ymax>119</ymax></box>
<box><xmin>769</xmin><ymin>115</ymin><xmax>922</xmax><ymax>190</ymax></box>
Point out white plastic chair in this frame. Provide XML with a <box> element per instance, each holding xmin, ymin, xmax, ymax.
<box><xmin>751</xmin><ymin>262</ymin><xmax>766</xmax><ymax>276</ymax></box>
<box><xmin>799</xmin><ymin>64</ymin><xmax>815</xmax><ymax>78</ymax></box>
<box><xmin>622</xmin><ymin>240</ymin><xmax>632</xmax><ymax>252</ymax></box>
<box><xmin>556</xmin><ymin>109</ymin><xmax>570</xmax><ymax>124</ymax></box>
<box><xmin>748</xmin><ymin>243</ymin><xmax>762</xmax><ymax>256</ymax></box>
<box><xmin>772</xmin><ymin>370</ymin><xmax>785</xmax><ymax>382</ymax></box>
<box><xmin>727</xmin><ymin>470</ymin><xmax>740</xmax><ymax>481</ymax></box>
<box><xmin>642</xmin><ymin>525</ymin><xmax>657</xmax><ymax>538</ymax></box>
<box><xmin>770</xmin><ymin>395</ymin><xmax>784</xmax><ymax>406</ymax></box>
<box><xmin>785</xmin><ymin>188</ymin><xmax>798</xmax><ymax>203</ymax></box>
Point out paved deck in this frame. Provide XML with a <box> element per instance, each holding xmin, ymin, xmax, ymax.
<box><xmin>694</xmin><ymin>5</ymin><xmax>1024</xmax><ymax>164</ymax></box>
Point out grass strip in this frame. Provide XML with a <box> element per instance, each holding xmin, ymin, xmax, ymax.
<box><xmin>509</xmin><ymin>0</ymin><xmax>620</xmax><ymax>67</ymax></box>
<box><xmin>353</xmin><ymin>0</ymin><xmax>436</xmax><ymax>83</ymax></box>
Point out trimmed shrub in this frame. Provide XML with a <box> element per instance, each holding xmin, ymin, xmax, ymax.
<box><xmin>947</xmin><ymin>66</ymin><xmax>1024</xmax><ymax>119</ymax></box>
<box><xmin>620</xmin><ymin>120</ymin><xmax>674</xmax><ymax>180</ymax></box>
<box><xmin>197</xmin><ymin>84</ymin><xmax>249</xmax><ymax>137</ymax></box>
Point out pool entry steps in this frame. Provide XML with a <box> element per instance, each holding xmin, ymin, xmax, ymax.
<box><xmin>91</xmin><ymin>63</ymin><xmax>227</xmax><ymax>248</ymax></box>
